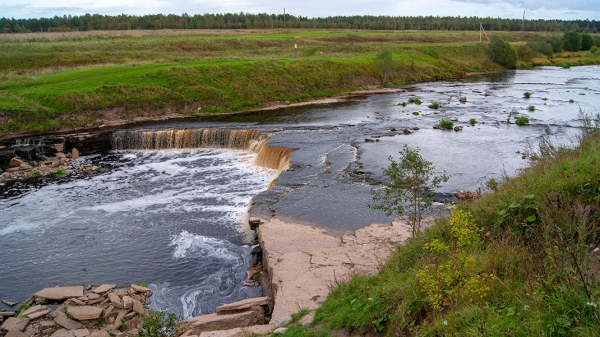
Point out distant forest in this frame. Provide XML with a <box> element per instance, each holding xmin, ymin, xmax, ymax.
<box><xmin>1</xmin><ymin>13</ymin><xmax>599</xmax><ymax>34</ymax></box>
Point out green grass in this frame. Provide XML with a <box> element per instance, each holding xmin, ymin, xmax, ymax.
<box><xmin>0</xmin><ymin>29</ymin><xmax>597</xmax><ymax>135</ymax></box>
<box><xmin>435</xmin><ymin>119</ymin><xmax>454</xmax><ymax>129</ymax></box>
<box><xmin>311</xmin><ymin>115</ymin><xmax>600</xmax><ymax>336</ymax></box>
<box><xmin>517</xmin><ymin>116</ymin><xmax>530</xmax><ymax>125</ymax></box>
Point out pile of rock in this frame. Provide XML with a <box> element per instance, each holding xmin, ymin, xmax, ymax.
<box><xmin>0</xmin><ymin>284</ymin><xmax>152</xmax><ymax>337</ymax></box>
<box><xmin>0</xmin><ymin>151</ymin><xmax>74</xmax><ymax>183</ymax></box>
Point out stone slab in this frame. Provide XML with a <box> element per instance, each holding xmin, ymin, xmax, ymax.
<box><xmin>88</xmin><ymin>331</ymin><xmax>110</xmax><ymax>337</ymax></box>
<box><xmin>27</xmin><ymin>309</ymin><xmax>52</xmax><ymax>320</ymax></box>
<box><xmin>6</xmin><ymin>329</ymin><xmax>29</xmax><ymax>337</ymax></box>
<box><xmin>129</xmin><ymin>284</ymin><xmax>151</xmax><ymax>293</ymax></box>
<box><xmin>34</xmin><ymin>287</ymin><xmax>84</xmax><ymax>301</ymax></box>
<box><xmin>66</xmin><ymin>306</ymin><xmax>103</xmax><ymax>320</ymax></box>
<box><xmin>187</xmin><ymin>311</ymin><xmax>258</xmax><ymax>335</ymax></box>
<box><xmin>1</xmin><ymin>317</ymin><xmax>30</xmax><ymax>332</ymax></box>
<box><xmin>54</xmin><ymin>312</ymin><xmax>83</xmax><ymax>330</ymax></box>
<box><xmin>52</xmin><ymin>329</ymin><xmax>75</xmax><ymax>337</ymax></box>
<box><xmin>92</xmin><ymin>285</ymin><xmax>116</xmax><ymax>294</ymax></box>
<box><xmin>216</xmin><ymin>297</ymin><xmax>270</xmax><ymax>315</ymax></box>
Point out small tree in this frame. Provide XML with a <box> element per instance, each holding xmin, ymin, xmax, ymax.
<box><xmin>488</xmin><ymin>37</ymin><xmax>517</xmax><ymax>69</ymax></box>
<box><xmin>581</xmin><ymin>34</ymin><xmax>594</xmax><ymax>51</ymax></box>
<box><xmin>370</xmin><ymin>145</ymin><xmax>449</xmax><ymax>236</ymax></box>
<box><xmin>374</xmin><ymin>48</ymin><xmax>394</xmax><ymax>84</ymax></box>
<box><xmin>563</xmin><ymin>30</ymin><xmax>582</xmax><ymax>52</ymax></box>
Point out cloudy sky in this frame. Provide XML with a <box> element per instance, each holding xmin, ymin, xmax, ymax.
<box><xmin>1</xmin><ymin>0</ymin><xmax>598</xmax><ymax>21</ymax></box>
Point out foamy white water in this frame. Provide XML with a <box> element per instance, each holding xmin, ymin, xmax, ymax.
<box><xmin>0</xmin><ymin>149</ymin><xmax>274</xmax><ymax>318</ymax></box>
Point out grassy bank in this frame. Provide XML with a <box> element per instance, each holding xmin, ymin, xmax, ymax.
<box><xmin>0</xmin><ymin>29</ymin><xmax>598</xmax><ymax>136</ymax></box>
<box><xmin>275</xmin><ymin>115</ymin><xmax>600</xmax><ymax>336</ymax></box>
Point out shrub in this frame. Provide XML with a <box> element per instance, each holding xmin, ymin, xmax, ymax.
<box><xmin>524</xmin><ymin>92</ymin><xmax>532</xmax><ymax>99</ymax></box>
<box><xmin>516</xmin><ymin>116</ymin><xmax>530</xmax><ymax>125</ymax></box>
<box><xmin>591</xmin><ymin>46</ymin><xmax>599</xmax><ymax>55</ymax></box>
<box><xmin>436</xmin><ymin>119</ymin><xmax>454</xmax><ymax>129</ymax></box>
<box><xmin>428</xmin><ymin>102</ymin><xmax>440</xmax><ymax>109</ymax></box>
<box><xmin>138</xmin><ymin>311</ymin><xmax>182</xmax><ymax>337</ymax></box>
<box><xmin>409</xmin><ymin>98</ymin><xmax>422</xmax><ymax>105</ymax></box>
<box><xmin>570</xmin><ymin>99</ymin><xmax>575</xmax><ymax>103</ymax></box>
<box><xmin>563</xmin><ymin>31</ymin><xmax>582</xmax><ymax>52</ymax></box>
<box><xmin>470</xmin><ymin>118</ymin><xmax>477</xmax><ymax>125</ymax></box>
<box><xmin>527</xmin><ymin>39</ymin><xmax>554</xmax><ymax>57</ymax></box>
<box><xmin>370</xmin><ymin>145</ymin><xmax>449</xmax><ymax>235</ymax></box>
<box><xmin>581</xmin><ymin>34</ymin><xmax>594</xmax><ymax>51</ymax></box>
<box><xmin>528</xmin><ymin>105</ymin><xmax>535</xmax><ymax>111</ymax></box>
<box><xmin>547</xmin><ymin>36</ymin><xmax>564</xmax><ymax>53</ymax></box>
<box><xmin>488</xmin><ymin>37</ymin><xmax>518</xmax><ymax>69</ymax></box>
<box><xmin>517</xmin><ymin>45</ymin><xmax>535</xmax><ymax>62</ymax></box>
<box><xmin>412</xmin><ymin>111</ymin><xmax>420</xmax><ymax>115</ymax></box>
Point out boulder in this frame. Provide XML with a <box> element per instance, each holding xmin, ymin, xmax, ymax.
<box><xmin>107</xmin><ymin>293</ymin><xmax>122</xmax><ymax>309</ymax></box>
<box><xmin>132</xmin><ymin>299</ymin><xmax>144</xmax><ymax>315</ymax></box>
<box><xmin>34</xmin><ymin>286</ymin><xmax>84</xmax><ymax>301</ymax></box>
<box><xmin>459</xmin><ymin>96</ymin><xmax>467</xmax><ymax>102</ymax></box>
<box><xmin>1</xmin><ymin>317</ymin><xmax>30</xmax><ymax>332</ymax></box>
<box><xmin>123</xmin><ymin>318</ymin><xmax>141</xmax><ymax>331</ymax></box>
<box><xmin>187</xmin><ymin>311</ymin><xmax>260</xmax><ymax>335</ymax></box>
<box><xmin>71</xmin><ymin>148</ymin><xmax>80</xmax><ymax>160</ymax></box>
<box><xmin>66</xmin><ymin>306</ymin><xmax>103</xmax><ymax>320</ymax></box>
<box><xmin>1</xmin><ymin>300</ymin><xmax>17</xmax><ymax>307</ymax></box>
<box><xmin>8</xmin><ymin>158</ymin><xmax>24</xmax><ymax>168</ymax></box>
<box><xmin>216</xmin><ymin>297</ymin><xmax>270</xmax><ymax>315</ymax></box>
<box><xmin>54</xmin><ymin>312</ymin><xmax>83</xmax><ymax>330</ymax></box>
<box><xmin>6</xmin><ymin>330</ymin><xmax>29</xmax><ymax>337</ymax></box>
<box><xmin>122</xmin><ymin>296</ymin><xmax>133</xmax><ymax>310</ymax></box>
<box><xmin>92</xmin><ymin>285</ymin><xmax>116</xmax><ymax>294</ymax></box>
<box><xmin>0</xmin><ymin>312</ymin><xmax>15</xmax><ymax>318</ymax></box>
<box><xmin>18</xmin><ymin>305</ymin><xmax>45</xmax><ymax>318</ymax></box>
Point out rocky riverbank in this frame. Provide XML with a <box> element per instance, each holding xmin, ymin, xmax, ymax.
<box><xmin>178</xmin><ymin>217</ymin><xmax>416</xmax><ymax>336</ymax></box>
<box><xmin>0</xmin><ymin>284</ymin><xmax>152</xmax><ymax>337</ymax></box>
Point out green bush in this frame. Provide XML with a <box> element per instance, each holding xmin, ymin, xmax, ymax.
<box><xmin>547</xmin><ymin>36</ymin><xmax>564</xmax><ymax>53</ymax></box>
<box><xmin>528</xmin><ymin>105</ymin><xmax>535</xmax><ymax>111</ymax></box>
<box><xmin>409</xmin><ymin>98</ymin><xmax>422</xmax><ymax>105</ymax></box>
<box><xmin>470</xmin><ymin>118</ymin><xmax>477</xmax><ymax>125</ymax></box>
<box><xmin>516</xmin><ymin>116</ymin><xmax>530</xmax><ymax>125</ymax></box>
<box><xmin>524</xmin><ymin>92</ymin><xmax>532</xmax><ymax>99</ymax></box>
<box><xmin>527</xmin><ymin>39</ymin><xmax>554</xmax><ymax>57</ymax></box>
<box><xmin>591</xmin><ymin>46</ymin><xmax>599</xmax><ymax>55</ymax></box>
<box><xmin>563</xmin><ymin>31</ymin><xmax>582</xmax><ymax>52</ymax></box>
<box><xmin>488</xmin><ymin>37</ymin><xmax>518</xmax><ymax>69</ymax></box>
<box><xmin>436</xmin><ymin>119</ymin><xmax>454</xmax><ymax>129</ymax></box>
<box><xmin>428</xmin><ymin>102</ymin><xmax>440</xmax><ymax>109</ymax></box>
<box><xmin>517</xmin><ymin>45</ymin><xmax>535</xmax><ymax>62</ymax></box>
<box><xmin>581</xmin><ymin>34</ymin><xmax>594</xmax><ymax>51</ymax></box>
<box><xmin>412</xmin><ymin>111</ymin><xmax>420</xmax><ymax>115</ymax></box>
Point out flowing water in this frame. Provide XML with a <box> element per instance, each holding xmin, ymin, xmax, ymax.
<box><xmin>1</xmin><ymin>66</ymin><xmax>599</xmax><ymax>315</ymax></box>
<box><xmin>0</xmin><ymin>150</ymin><xmax>273</xmax><ymax>317</ymax></box>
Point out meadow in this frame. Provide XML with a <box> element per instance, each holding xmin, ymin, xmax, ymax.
<box><xmin>0</xmin><ymin>29</ymin><xmax>597</xmax><ymax>135</ymax></box>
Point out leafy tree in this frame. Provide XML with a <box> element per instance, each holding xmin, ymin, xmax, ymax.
<box><xmin>374</xmin><ymin>48</ymin><xmax>394</xmax><ymax>84</ymax></box>
<box><xmin>563</xmin><ymin>30</ymin><xmax>582</xmax><ymax>52</ymax></box>
<box><xmin>581</xmin><ymin>34</ymin><xmax>594</xmax><ymax>51</ymax></box>
<box><xmin>488</xmin><ymin>37</ymin><xmax>518</xmax><ymax>69</ymax></box>
<box><xmin>527</xmin><ymin>39</ymin><xmax>554</xmax><ymax>58</ymax></box>
<box><xmin>370</xmin><ymin>145</ymin><xmax>449</xmax><ymax>236</ymax></box>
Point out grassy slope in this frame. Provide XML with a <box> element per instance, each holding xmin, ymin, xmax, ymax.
<box><xmin>294</xmin><ymin>122</ymin><xmax>600</xmax><ymax>336</ymax></box>
<box><xmin>1</xmin><ymin>29</ymin><xmax>597</xmax><ymax>135</ymax></box>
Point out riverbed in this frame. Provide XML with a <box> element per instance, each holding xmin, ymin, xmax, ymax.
<box><xmin>1</xmin><ymin>66</ymin><xmax>598</xmax><ymax>317</ymax></box>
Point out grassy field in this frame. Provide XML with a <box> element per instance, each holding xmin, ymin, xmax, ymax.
<box><xmin>0</xmin><ymin>29</ymin><xmax>598</xmax><ymax>136</ymax></box>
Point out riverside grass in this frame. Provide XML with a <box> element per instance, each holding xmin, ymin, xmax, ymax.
<box><xmin>286</xmin><ymin>116</ymin><xmax>600</xmax><ymax>336</ymax></box>
<box><xmin>1</xmin><ymin>29</ymin><xmax>597</xmax><ymax>134</ymax></box>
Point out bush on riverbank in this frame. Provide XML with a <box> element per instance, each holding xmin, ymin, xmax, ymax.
<box><xmin>310</xmin><ymin>113</ymin><xmax>600</xmax><ymax>335</ymax></box>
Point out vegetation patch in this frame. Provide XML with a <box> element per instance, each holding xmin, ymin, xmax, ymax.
<box><xmin>435</xmin><ymin>119</ymin><xmax>454</xmax><ymax>129</ymax></box>
<box><xmin>516</xmin><ymin>116</ymin><xmax>530</xmax><ymax>125</ymax></box>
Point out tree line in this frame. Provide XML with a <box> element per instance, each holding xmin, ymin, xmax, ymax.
<box><xmin>1</xmin><ymin>13</ymin><xmax>599</xmax><ymax>34</ymax></box>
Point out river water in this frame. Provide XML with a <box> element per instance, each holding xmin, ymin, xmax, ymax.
<box><xmin>1</xmin><ymin>66</ymin><xmax>599</xmax><ymax>316</ymax></box>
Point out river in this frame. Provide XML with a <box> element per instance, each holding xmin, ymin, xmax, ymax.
<box><xmin>1</xmin><ymin>66</ymin><xmax>598</xmax><ymax>317</ymax></box>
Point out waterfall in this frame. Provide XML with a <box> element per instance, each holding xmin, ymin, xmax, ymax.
<box><xmin>110</xmin><ymin>128</ymin><xmax>296</xmax><ymax>170</ymax></box>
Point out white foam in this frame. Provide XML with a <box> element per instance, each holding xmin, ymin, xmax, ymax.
<box><xmin>169</xmin><ymin>230</ymin><xmax>239</xmax><ymax>261</ymax></box>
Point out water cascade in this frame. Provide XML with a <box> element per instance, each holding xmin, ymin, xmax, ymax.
<box><xmin>110</xmin><ymin>128</ymin><xmax>296</xmax><ymax>170</ymax></box>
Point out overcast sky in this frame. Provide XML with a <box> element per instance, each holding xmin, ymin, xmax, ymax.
<box><xmin>1</xmin><ymin>0</ymin><xmax>598</xmax><ymax>21</ymax></box>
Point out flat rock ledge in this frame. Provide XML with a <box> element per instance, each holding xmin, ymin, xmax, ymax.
<box><xmin>0</xmin><ymin>284</ymin><xmax>152</xmax><ymax>337</ymax></box>
<box><xmin>181</xmin><ymin>217</ymin><xmax>412</xmax><ymax>337</ymax></box>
